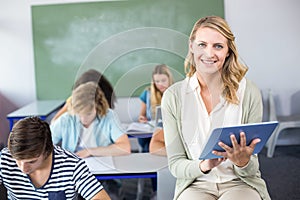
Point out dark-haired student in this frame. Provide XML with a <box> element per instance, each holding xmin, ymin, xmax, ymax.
<box><xmin>0</xmin><ymin>116</ymin><xmax>110</xmax><ymax>200</ymax></box>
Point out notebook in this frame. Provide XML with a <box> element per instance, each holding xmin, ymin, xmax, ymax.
<box><xmin>126</xmin><ymin>122</ymin><xmax>154</xmax><ymax>133</ymax></box>
<box><xmin>126</xmin><ymin>105</ymin><xmax>163</xmax><ymax>133</ymax></box>
<box><xmin>199</xmin><ymin>121</ymin><xmax>279</xmax><ymax>160</ymax></box>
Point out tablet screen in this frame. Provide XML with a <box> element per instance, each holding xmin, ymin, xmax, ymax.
<box><xmin>199</xmin><ymin>121</ymin><xmax>278</xmax><ymax>160</ymax></box>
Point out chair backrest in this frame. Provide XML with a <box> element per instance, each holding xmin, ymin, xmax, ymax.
<box><xmin>155</xmin><ymin>106</ymin><xmax>162</xmax><ymax>128</ymax></box>
<box><xmin>268</xmin><ymin>89</ymin><xmax>278</xmax><ymax>121</ymax></box>
<box><xmin>114</xmin><ymin>97</ymin><xmax>140</xmax><ymax>123</ymax></box>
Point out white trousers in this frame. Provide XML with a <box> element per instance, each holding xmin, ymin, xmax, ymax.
<box><xmin>178</xmin><ymin>179</ymin><xmax>261</xmax><ymax>200</ymax></box>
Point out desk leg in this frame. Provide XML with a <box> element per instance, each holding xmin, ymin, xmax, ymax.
<box><xmin>136</xmin><ymin>139</ymin><xmax>145</xmax><ymax>200</ymax></box>
<box><xmin>8</xmin><ymin>119</ymin><xmax>14</xmax><ymax>131</ymax></box>
<box><xmin>136</xmin><ymin>178</ymin><xmax>145</xmax><ymax>200</ymax></box>
<box><xmin>157</xmin><ymin>167</ymin><xmax>176</xmax><ymax>200</ymax></box>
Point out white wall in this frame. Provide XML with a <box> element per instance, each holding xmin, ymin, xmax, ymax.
<box><xmin>225</xmin><ymin>0</ymin><xmax>300</xmax><ymax>116</ymax></box>
<box><xmin>1</xmin><ymin>0</ymin><xmax>299</xmax><ymax>146</ymax></box>
<box><xmin>0</xmin><ymin>0</ymin><xmax>36</xmax><ymax>145</ymax></box>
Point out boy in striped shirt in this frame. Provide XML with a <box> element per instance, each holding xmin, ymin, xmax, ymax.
<box><xmin>0</xmin><ymin>116</ymin><xmax>110</xmax><ymax>200</ymax></box>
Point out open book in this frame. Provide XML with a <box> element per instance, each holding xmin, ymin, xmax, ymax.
<box><xmin>126</xmin><ymin>122</ymin><xmax>154</xmax><ymax>133</ymax></box>
<box><xmin>199</xmin><ymin>121</ymin><xmax>278</xmax><ymax>160</ymax></box>
<box><xmin>125</xmin><ymin>106</ymin><xmax>162</xmax><ymax>134</ymax></box>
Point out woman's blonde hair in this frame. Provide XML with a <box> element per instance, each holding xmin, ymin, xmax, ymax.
<box><xmin>150</xmin><ymin>64</ymin><xmax>174</xmax><ymax>118</ymax></box>
<box><xmin>70</xmin><ymin>82</ymin><xmax>109</xmax><ymax>117</ymax></box>
<box><xmin>184</xmin><ymin>16</ymin><xmax>248</xmax><ymax>104</ymax></box>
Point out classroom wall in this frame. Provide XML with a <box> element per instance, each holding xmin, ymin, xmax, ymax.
<box><xmin>0</xmin><ymin>0</ymin><xmax>36</xmax><ymax>146</ymax></box>
<box><xmin>224</xmin><ymin>0</ymin><xmax>300</xmax><ymax>145</ymax></box>
<box><xmin>225</xmin><ymin>0</ymin><xmax>300</xmax><ymax>115</ymax></box>
<box><xmin>1</xmin><ymin>0</ymin><xmax>300</xmax><ymax>146</ymax></box>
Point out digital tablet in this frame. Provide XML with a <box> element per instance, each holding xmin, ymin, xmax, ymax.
<box><xmin>199</xmin><ymin>121</ymin><xmax>278</xmax><ymax>160</ymax></box>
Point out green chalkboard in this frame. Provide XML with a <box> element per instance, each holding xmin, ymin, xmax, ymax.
<box><xmin>31</xmin><ymin>0</ymin><xmax>224</xmax><ymax>99</ymax></box>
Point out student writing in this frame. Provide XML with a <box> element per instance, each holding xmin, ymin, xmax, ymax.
<box><xmin>138</xmin><ymin>64</ymin><xmax>174</xmax><ymax>152</ymax></box>
<box><xmin>0</xmin><ymin>117</ymin><xmax>110</xmax><ymax>199</ymax></box>
<box><xmin>51</xmin><ymin>69</ymin><xmax>116</xmax><ymax>124</ymax></box>
<box><xmin>50</xmin><ymin>81</ymin><xmax>131</xmax><ymax>158</ymax></box>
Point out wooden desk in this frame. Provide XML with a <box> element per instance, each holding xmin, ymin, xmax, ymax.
<box><xmin>7</xmin><ymin>100</ymin><xmax>64</xmax><ymax>130</ymax></box>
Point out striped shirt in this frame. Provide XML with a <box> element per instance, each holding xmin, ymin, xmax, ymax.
<box><xmin>0</xmin><ymin>146</ymin><xmax>103</xmax><ymax>200</ymax></box>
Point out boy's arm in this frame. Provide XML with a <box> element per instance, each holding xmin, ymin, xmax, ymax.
<box><xmin>91</xmin><ymin>189</ymin><xmax>111</xmax><ymax>200</ymax></box>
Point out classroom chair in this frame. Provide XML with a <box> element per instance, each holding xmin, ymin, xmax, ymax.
<box><xmin>157</xmin><ymin>167</ymin><xmax>176</xmax><ymax>200</ymax></box>
<box><xmin>266</xmin><ymin>90</ymin><xmax>300</xmax><ymax>158</ymax></box>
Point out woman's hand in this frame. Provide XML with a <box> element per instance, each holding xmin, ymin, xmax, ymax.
<box><xmin>213</xmin><ymin>132</ymin><xmax>261</xmax><ymax>167</ymax></box>
<box><xmin>200</xmin><ymin>157</ymin><xmax>226</xmax><ymax>173</ymax></box>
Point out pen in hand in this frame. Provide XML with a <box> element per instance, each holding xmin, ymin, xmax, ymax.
<box><xmin>138</xmin><ymin>115</ymin><xmax>155</xmax><ymax>128</ymax></box>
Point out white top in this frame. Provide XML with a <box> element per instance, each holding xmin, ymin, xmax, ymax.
<box><xmin>76</xmin><ymin>120</ymin><xmax>97</xmax><ymax>151</ymax></box>
<box><xmin>182</xmin><ymin>74</ymin><xmax>246</xmax><ymax>183</ymax></box>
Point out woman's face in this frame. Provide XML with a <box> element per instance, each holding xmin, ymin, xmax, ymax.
<box><xmin>78</xmin><ymin>108</ymin><xmax>97</xmax><ymax>128</ymax></box>
<box><xmin>189</xmin><ymin>27</ymin><xmax>229</xmax><ymax>77</ymax></box>
<box><xmin>153</xmin><ymin>74</ymin><xmax>170</xmax><ymax>93</ymax></box>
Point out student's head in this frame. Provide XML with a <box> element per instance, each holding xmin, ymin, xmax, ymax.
<box><xmin>74</xmin><ymin>69</ymin><xmax>116</xmax><ymax>109</ymax></box>
<box><xmin>8</xmin><ymin>117</ymin><xmax>54</xmax><ymax>174</ymax></box>
<box><xmin>185</xmin><ymin>16</ymin><xmax>247</xmax><ymax>104</ymax></box>
<box><xmin>71</xmin><ymin>82</ymin><xmax>109</xmax><ymax>127</ymax></box>
<box><xmin>151</xmin><ymin>64</ymin><xmax>174</xmax><ymax>94</ymax></box>
<box><xmin>150</xmin><ymin>64</ymin><xmax>174</xmax><ymax>117</ymax></box>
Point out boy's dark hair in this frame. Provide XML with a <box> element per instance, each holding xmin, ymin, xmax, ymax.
<box><xmin>8</xmin><ymin>116</ymin><xmax>54</xmax><ymax>160</ymax></box>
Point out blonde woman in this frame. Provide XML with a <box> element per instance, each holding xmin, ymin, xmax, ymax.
<box><xmin>162</xmin><ymin>16</ymin><xmax>270</xmax><ymax>200</ymax></box>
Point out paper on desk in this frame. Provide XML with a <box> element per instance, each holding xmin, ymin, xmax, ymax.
<box><xmin>84</xmin><ymin>156</ymin><xmax>115</xmax><ymax>172</ymax></box>
<box><xmin>126</xmin><ymin>122</ymin><xmax>154</xmax><ymax>133</ymax></box>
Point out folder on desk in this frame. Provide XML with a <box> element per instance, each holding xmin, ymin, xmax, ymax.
<box><xmin>199</xmin><ymin>121</ymin><xmax>278</xmax><ymax>160</ymax></box>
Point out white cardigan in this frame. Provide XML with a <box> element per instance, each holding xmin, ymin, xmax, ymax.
<box><xmin>161</xmin><ymin>77</ymin><xmax>270</xmax><ymax>200</ymax></box>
